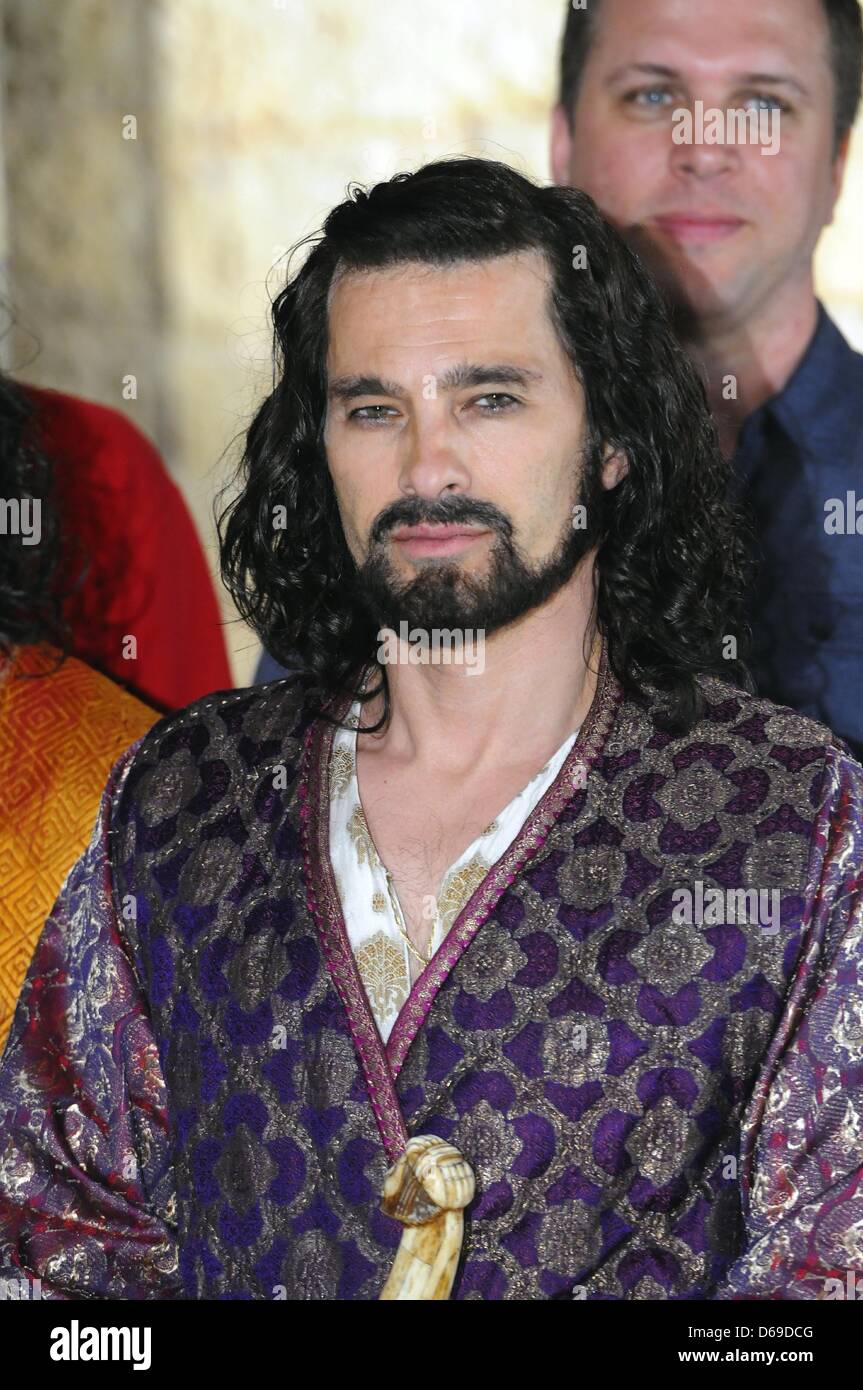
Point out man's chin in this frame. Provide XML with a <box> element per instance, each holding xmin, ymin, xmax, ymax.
<box><xmin>626</xmin><ymin>230</ymin><xmax>751</xmax><ymax>328</ymax></box>
<box><xmin>672</xmin><ymin>269</ymin><xmax>750</xmax><ymax>324</ymax></box>
<box><xmin>358</xmin><ymin>573</ymin><xmax>485</xmax><ymax>636</ymax></box>
<box><xmin>370</xmin><ymin>595</ymin><xmax>496</xmax><ymax>637</ymax></box>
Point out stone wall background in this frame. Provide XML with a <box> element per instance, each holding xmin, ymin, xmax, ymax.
<box><xmin>1</xmin><ymin>0</ymin><xmax>862</xmax><ymax>685</ymax></box>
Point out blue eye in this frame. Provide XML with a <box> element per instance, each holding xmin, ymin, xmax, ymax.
<box><xmin>742</xmin><ymin>93</ymin><xmax>787</xmax><ymax>112</ymax></box>
<box><xmin>626</xmin><ymin>87</ymin><xmax>674</xmax><ymax>108</ymax></box>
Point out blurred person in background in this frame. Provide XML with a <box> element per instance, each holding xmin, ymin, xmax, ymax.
<box><xmin>19</xmin><ymin>380</ymin><xmax>232</xmax><ymax>711</ymax></box>
<box><xmin>551</xmin><ymin>0</ymin><xmax>863</xmax><ymax>758</ymax></box>
<box><xmin>0</xmin><ymin>372</ymin><xmax>158</xmax><ymax>1051</ymax></box>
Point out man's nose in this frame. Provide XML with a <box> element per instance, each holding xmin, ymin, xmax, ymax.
<box><xmin>398</xmin><ymin>412</ymin><xmax>471</xmax><ymax>498</ymax></box>
<box><xmin>669</xmin><ymin>113</ymin><xmax>742</xmax><ymax>180</ymax></box>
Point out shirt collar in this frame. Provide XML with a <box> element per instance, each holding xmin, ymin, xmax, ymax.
<box><xmin>745</xmin><ymin>301</ymin><xmax>860</xmax><ymax>451</ymax></box>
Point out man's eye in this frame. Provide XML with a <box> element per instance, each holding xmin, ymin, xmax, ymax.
<box><xmin>625</xmin><ymin>87</ymin><xmax>675</xmax><ymax>109</ymax></box>
<box><xmin>473</xmin><ymin>393</ymin><xmax>520</xmax><ymax>412</ymax></box>
<box><xmin>349</xmin><ymin>404</ymin><xmax>398</xmax><ymax>423</ymax></box>
<box><xmin>741</xmin><ymin>93</ymin><xmax>788</xmax><ymax>113</ymax></box>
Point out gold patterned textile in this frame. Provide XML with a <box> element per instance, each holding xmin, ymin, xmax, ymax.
<box><xmin>0</xmin><ymin>643</ymin><xmax>156</xmax><ymax>1051</ymax></box>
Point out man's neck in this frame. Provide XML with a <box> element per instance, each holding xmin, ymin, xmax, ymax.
<box><xmin>356</xmin><ymin>559</ymin><xmax>600</xmax><ymax>782</ymax></box>
<box><xmin>681</xmin><ymin>281</ymin><xmax>819</xmax><ymax>458</ymax></box>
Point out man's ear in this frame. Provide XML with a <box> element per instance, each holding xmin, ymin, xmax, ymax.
<box><xmin>601</xmin><ymin>445</ymin><xmax>629</xmax><ymax>490</ymax></box>
<box><xmin>550</xmin><ymin>103</ymin><xmax>574</xmax><ymax>186</ymax></box>
<box><xmin>828</xmin><ymin>130</ymin><xmax>851</xmax><ymax>217</ymax></box>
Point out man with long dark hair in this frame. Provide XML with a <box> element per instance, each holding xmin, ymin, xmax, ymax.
<box><xmin>1</xmin><ymin>159</ymin><xmax>861</xmax><ymax>1301</ymax></box>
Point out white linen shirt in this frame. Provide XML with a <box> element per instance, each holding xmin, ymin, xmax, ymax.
<box><xmin>328</xmin><ymin>699</ymin><xmax>580</xmax><ymax>1042</ymax></box>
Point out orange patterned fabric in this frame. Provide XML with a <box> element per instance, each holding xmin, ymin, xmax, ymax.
<box><xmin>0</xmin><ymin>645</ymin><xmax>157</xmax><ymax>1051</ymax></box>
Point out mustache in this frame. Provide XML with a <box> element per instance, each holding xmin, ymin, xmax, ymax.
<box><xmin>370</xmin><ymin>496</ymin><xmax>513</xmax><ymax>546</ymax></box>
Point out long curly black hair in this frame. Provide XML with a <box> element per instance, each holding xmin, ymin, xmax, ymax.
<box><xmin>219</xmin><ymin>157</ymin><xmax>752</xmax><ymax>733</ymax></box>
<box><xmin>0</xmin><ymin>371</ymin><xmax>70</xmax><ymax>659</ymax></box>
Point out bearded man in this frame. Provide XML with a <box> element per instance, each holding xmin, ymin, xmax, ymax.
<box><xmin>1</xmin><ymin>158</ymin><xmax>861</xmax><ymax>1301</ymax></box>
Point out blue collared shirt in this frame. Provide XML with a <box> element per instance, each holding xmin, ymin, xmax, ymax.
<box><xmin>734</xmin><ymin>303</ymin><xmax>863</xmax><ymax>759</ymax></box>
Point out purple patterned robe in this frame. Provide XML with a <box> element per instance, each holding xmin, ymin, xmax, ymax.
<box><xmin>1</xmin><ymin>648</ymin><xmax>862</xmax><ymax>1299</ymax></box>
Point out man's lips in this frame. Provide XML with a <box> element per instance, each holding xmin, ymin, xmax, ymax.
<box><xmin>390</xmin><ymin>523</ymin><xmax>492</xmax><ymax>557</ymax></box>
<box><xmin>651</xmin><ymin>213</ymin><xmax>746</xmax><ymax>245</ymax></box>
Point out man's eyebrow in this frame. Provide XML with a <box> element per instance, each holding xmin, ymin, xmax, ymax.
<box><xmin>439</xmin><ymin>362</ymin><xmax>544</xmax><ymax>390</ymax></box>
<box><xmin>734</xmin><ymin>71</ymin><xmax>810</xmax><ymax>99</ymax></box>
<box><xmin>605</xmin><ymin>60</ymin><xmax>809</xmax><ymax>99</ymax></box>
<box><xmin>327</xmin><ymin>374</ymin><xmax>404</xmax><ymax>401</ymax></box>
<box><xmin>605</xmin><ymin>62</ymin><xmax>681</xmax><ymax>86</ymax></box>
<box><xmin>327</xmin><ymin>363</ymin><xmax>543</xmax><ymax>401</ymax></box>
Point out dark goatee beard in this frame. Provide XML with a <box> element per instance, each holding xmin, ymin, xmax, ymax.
<box><xmin>352</xmin><ymin>466</ymin><xmax>605</xmax><ymax>638</ymax></box>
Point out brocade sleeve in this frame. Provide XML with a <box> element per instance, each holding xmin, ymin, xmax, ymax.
<box><xmin>716</xmin><ymin>744</ymin><xmax>863</xmax><ymax>1299</ymax></box>
<box><xmin>0</xmin><ymin>741</ymin><xmax>182</xmax><ymax>1299</ymax></box>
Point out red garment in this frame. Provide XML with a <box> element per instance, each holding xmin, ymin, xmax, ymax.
<box><xmin>22</xmin><ymin>385</ymin><xmax>232</xmax><ymax>711</ymax></box>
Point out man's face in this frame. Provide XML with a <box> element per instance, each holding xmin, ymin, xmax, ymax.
<box><xmin>550</xmin><ymin>0</ymin><xmax>847</xmax><ymax>329</ymax></box>
<box><xmin>323</xmin><ymin>250</ymin><xmax>624</xmax><ymax>638</ymax></box>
